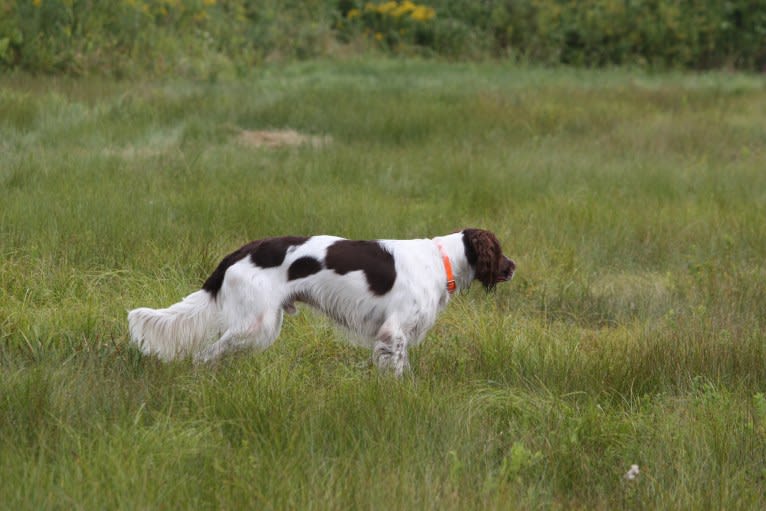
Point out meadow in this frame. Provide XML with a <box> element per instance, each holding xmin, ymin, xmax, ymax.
<box><xmin>1</xmin><ymin>59</ymin><xmax>766</xmax><ymax>509</ymax></box>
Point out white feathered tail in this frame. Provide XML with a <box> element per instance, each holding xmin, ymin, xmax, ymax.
<box><xmin>128</xmin><ymin>290</ymin><xmax>219</xmax><ymax>361</ymax></box>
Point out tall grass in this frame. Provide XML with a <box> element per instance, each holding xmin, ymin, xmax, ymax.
<box><xmin>1</xmin><ymin>60</ymin><xmax>765</xmax><ymax>509</ymax></box>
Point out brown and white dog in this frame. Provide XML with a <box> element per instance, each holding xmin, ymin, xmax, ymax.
<box><xmin>128</xmin><ymin>229</ymin><xmax>514</xmax><ymax>375</ymax></box>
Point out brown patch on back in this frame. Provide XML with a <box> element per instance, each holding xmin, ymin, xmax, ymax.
<box><xmin>202</xmin><ymin>240</ymin><xmax>261</xmax><ymax>299</ymax></box>
<box><xmin>287</xmin><ymin>256</ymin><xmax>323</xmax><ymax>281</ymax></box>
<box><xmin>251</xmin><ymin>236</ymin><xmax>309</xmax><ymax>268</ymax></box>
<box><xmin>325</xmin><ymin>240</ymin><xmax>396</xmax><ymax>296</ymax></box>
<box><xmin>202</xmin><ymin>236</ymin><xmax>309</xmax><ymax>299</ymax></box>
<box><xmin>237</xmin><ymin>129</ymin><xmax>331</xmax><ymax>149</ymax></box>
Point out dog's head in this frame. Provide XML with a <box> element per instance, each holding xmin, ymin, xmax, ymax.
<box><xmin>462</xmin><ymin>228</ymin><xmax>515</xmax><ymax>291</ymax></box>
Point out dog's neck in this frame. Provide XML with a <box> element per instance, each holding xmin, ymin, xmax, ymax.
<box><xmin>432</xmin><ymin>232</ymin><xmax>475</xmax><ymax>292</ymax></box>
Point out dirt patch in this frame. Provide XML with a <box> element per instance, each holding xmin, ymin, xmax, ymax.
<box><xmin>237</xmin><ymin>129</ymin><xmax>331</xmax><ymax>149</ymax></box>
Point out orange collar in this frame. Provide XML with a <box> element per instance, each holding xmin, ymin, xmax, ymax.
<box><xmin>436</xmin><ymin>242</ymin><xmax>457</xmax><ymax>294</ymax></box>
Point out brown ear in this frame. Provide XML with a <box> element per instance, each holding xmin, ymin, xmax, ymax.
<box><xmin>463</xmin><ymin>229</ymin><xmax>500</xmax><ymax>291</ymax></box>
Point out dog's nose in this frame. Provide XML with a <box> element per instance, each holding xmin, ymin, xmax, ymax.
<box><xmin>507</xmin><ymin>257</ymin><xmax>516</xmax><ymax>273</ymax></box>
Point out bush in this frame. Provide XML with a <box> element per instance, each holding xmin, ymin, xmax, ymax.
<box><xmin>0</xmin><ymin>0</ymin><xmax>337</xmax><ymax>77</ymax></box>
<box><xmin>336</xmin><ymin>1</ymin><xmax>437</xmax><ymax>54</ymax></box>
<box><xmin>475</xmin><ymin>0</ymin><xmax>766</xmax><ymax>69</ymax></box>
<box><xmin>1</xmin><ymin>0</ymin><xmax>765</xmax><ymax>74</ymax></box>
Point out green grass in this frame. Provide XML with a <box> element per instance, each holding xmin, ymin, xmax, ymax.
<box><xmin>2</xmin><ymin>59</ymin><xmax>766</xmax><ymax>509</ymax></box>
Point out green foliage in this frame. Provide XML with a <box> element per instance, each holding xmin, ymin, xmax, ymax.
<box><xmin>0</xmin><ymin>0</ymin><xmax>337</xmax><ymax>77</ymax></box>
<box><xmin>1</xmin><ymin>0</ymin><xmax>766</xmax><ymax>74</ymax></box>
<box><xmin>491</xmin><ymin>0</ymin><xmax>766</xmax><ymax>69</ymax></box>
<box><xmin>2</xmin><ymin>61</ymin><xmax>766</xmax><ymax>508</ymax></box>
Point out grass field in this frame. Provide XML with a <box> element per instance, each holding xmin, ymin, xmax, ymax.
<box><xmin>2</xmin><ymin>59</ymin><xmax>766</xmax><ymax>509</ymax></box>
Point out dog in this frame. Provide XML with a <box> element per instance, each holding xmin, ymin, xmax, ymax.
<box><xmin>128</xmin><ymin>228</ymin><xmax>514</xmax><ymax>375</ymax></box>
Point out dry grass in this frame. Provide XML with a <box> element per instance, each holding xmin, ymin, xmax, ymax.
<box><xmin>237</xmin><ymin>129</ymin><xmax>331</xmax><ymax>149</ymax></box>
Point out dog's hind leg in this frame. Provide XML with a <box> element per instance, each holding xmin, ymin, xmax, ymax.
<box><xmin>195</xmin><ymin>308</ymin><xmax>284</xmax><ymax>364</ymax></box>
<box><xmin>194</xmin><ymin>328</ymin><xmax>240</xmax><ymax>364</ymax></box>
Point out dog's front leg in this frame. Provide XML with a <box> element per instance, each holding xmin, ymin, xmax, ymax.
<box><xmin>373</xmin><ymin>325</ymin><xmax>410</xmax><ymax>377</ymax></box>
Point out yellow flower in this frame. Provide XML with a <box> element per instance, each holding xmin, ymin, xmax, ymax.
<box><xmin>410</xmin><ymin>5</ymin><xmax>435</xmax><ymax>21</ymax></box>
<box><xmin>193</xmin><ymin>10</ymin><xmax>208</xmax><ymax>22</ymax></box>
<box><xmin>33</xmin><ymin>0</ymin><xmax>42</xmax><ymax>6</ymax></box>
<box><xmin>392</xmin><ymin>0</ymin><xmax>416</xmax><ymax>17</ymax></box>
<box><xmin>203</xmin><ymin>0</ymin><xmax>216</xmax><ymax>5</ymax></box>
<box><xmin>346</xmin><ymin>8</ymin><xmax>361</xmax><ymax>20</ymax></box>
<box><xmin>374</xmin><ymin>32</ymin><xmax>383</xmax><ymax>41</ymax></box>
<box><xmin>377</xmin><ymin>1</ymin><xmax>398</xmax><ymax>14</ymax></box>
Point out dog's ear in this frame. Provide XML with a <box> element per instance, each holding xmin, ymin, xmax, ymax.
<box><xmin>462</xmin><ymin>228</ymin><xmax>501</xmax><ymax>291</ymax></box>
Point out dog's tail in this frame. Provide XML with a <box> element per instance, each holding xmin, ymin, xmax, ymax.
<box><xmin>128</xmin><ymin>290</ymin><xmax>218</xmax><ymax>361</ymax></box>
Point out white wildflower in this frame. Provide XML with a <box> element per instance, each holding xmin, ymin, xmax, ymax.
<box><xmin>624</xmin><ymin>464</ymin><xmax>640</xmax><ymax>480</ymax></box>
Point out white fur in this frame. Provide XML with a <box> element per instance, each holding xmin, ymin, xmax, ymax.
<box><xmin>128</xmin><ymin>233</ymin><xmax>476</xmax><ymax>375</ymax></box>
<box><xmin>127</xmin><ymin>290</ymin><xmax>219</xmax><ymax>362</ymax></box>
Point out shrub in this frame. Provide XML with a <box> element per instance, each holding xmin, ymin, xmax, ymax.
<box><xmin>1</xmin><ymin>0</ymin><xmax>765</xmax><ymax>74</ymax></box>
<box><xmin>337</xmin><ymin>1</ymin><xmax>436</xmax><ymax>53</ymax></box>
<box><xmin>477</xmin><ymin>0</ymin><xmax>766</xmax><ymax>69</ymax></box>
<box><xmin>0</xmin><ymin>0</ymin><xmax>337</xmax><ymax>77</ymax></box>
